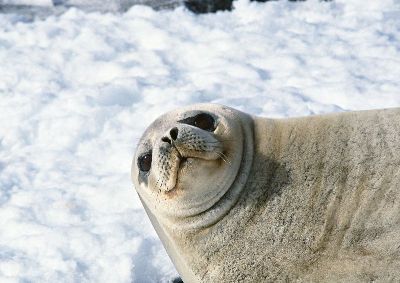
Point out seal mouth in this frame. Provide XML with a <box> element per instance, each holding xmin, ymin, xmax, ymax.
<box><xmin>179</xmin><ymin>157</ymin><xmax>188</xmax><ymax>169</ymax></box>
<box><xmin>165</xmin><ymin>156</ymin><xmax>190</xmax><ymax>195</ymax></box>
<box><xmin>165</xmin><ymin>142</ymin><xmax>223</xmax><ymax>195</ymax></box>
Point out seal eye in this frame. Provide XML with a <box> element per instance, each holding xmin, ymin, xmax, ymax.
<box><xmin>138</xmin><ymin>152</ymin><xmax>152</xmax><ymax>172</ymax></box>
<box><xmin>193</xmin><ymin>113</ymin><xmax>215</xmax><ymax>131</ymax></box>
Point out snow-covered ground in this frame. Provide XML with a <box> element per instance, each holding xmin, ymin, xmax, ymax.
<box><xmin>0</xmin><ymin>0</ymin><xmax>399</xmax><ymax>282</ymax></box>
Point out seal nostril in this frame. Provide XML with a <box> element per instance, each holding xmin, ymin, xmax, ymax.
<box><xmin>162</xmin><ymin>136</ymin><xmax>171</xmax><ymax>144</ymax></box>
<box><xmin>170</xmin><ymin>127</ymin><xmax>178</xmax><ymax>140</ymax></box>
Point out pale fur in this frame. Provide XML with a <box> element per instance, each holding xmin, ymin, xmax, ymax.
<box><xmin>132</xmin><ymin>105</ymin><xmax>400</xmax><ymax>282</ymax></box>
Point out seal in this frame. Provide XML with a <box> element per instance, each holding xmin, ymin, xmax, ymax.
<box><xmin>132</xmin><ymin>104</ymin><xmax>400</xmax><ymax>282</ymax></box>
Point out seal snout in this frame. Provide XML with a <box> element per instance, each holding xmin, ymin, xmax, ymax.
<box><xmin>153</xmin><ymin>120</ymin><xmax>226</xmax><ymax>194</ymax></box>
<box><xmin>160</xmin><ymin>127</ymin><xmax>187</xmax><ymax>175</ymax></box>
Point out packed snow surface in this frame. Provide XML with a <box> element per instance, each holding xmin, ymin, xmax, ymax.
<box><xmin>1</xmin><ymin>0</ymin><xmax>400</xmax><ymax>282</ymax></box>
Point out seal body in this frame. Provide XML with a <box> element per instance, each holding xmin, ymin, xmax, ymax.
<box><xmin>132</xmin><ymin>105</ymin><xmax>400</xmax><ymax>282</ymax></box>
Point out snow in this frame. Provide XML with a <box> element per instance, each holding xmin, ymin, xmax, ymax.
<box><xmin>1</xmin><ymin>0</ymin><xmax>400</xmax><ymax>282</ymax></box>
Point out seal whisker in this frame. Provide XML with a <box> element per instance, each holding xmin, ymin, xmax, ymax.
<box><xmin>216</xmin><ymin>151</ymin><xmax>231</xmax><ymax>165</ymax></box>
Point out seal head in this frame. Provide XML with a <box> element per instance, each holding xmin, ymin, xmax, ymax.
<box><xmin>132</xmin><ymin>103</ymin><xmax>254</xmax><ymax>230</ymax></box>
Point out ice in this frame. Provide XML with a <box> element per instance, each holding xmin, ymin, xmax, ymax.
<box><xmin>0</xmin><ymin>1</ymin><xmax>400</xmax><ymax>282</ymax></box>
